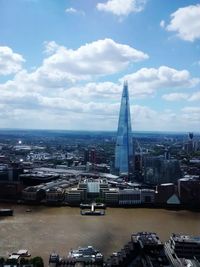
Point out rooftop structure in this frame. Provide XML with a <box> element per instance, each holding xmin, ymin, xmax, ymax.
<box><xmin>165</xmin><ymin>233</ymin><xmax>200</xmax><ymax>265</ymax></box>
<box><xmin>68</xmin><ymin>246</ymin><xmax>103</xmax><ymax>263</ymax></box>
<box><xmin>132</xmin><ymin>232</ymin><xmax>162</xmax><ymax>247</ymax></box>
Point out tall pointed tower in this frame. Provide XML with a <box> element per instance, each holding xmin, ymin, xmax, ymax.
<box><xmin>115</xmin><ymin>81</ymin><xmax>134</xmax><ymax>177</ymax></box>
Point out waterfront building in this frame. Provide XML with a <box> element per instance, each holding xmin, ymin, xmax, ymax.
<box><xmin>178</xmin><ymin>175</ymin><xmax>200</xmax><ymax>206</ymax></box>
<box><xmin>119</xmin><ymin>189</ymin><xmax>141</xmax><ymax>205</ymax></box>
<box><xmin>66</xmin><ymin>178</ymin><xmax>109</xmax><ymax>204</ymax></box>
<box><xmin>131</xmin><ymin>232</ymin><xmax>170</xmax><ymax>266</ymax></box>
<box><xmin>115</xmin><ymin>81</ymin><xmax>134</xmax><ymax>179</ymax></box>
<box><xmin>144</xmin><ymin>156</ymin><xmax>181</xmax><ymax>185</ymax></box>
<box><xmin>104</xmin><ymin>188</ymin><xmax>119</xmax><ymax>205</ymax></box>
<box><xmin>155</xmin><ymin>183</ymin><xmax>180</xmax><ymax>205</ymax></box>
<box><xmin>22</xmin><ymin>179</ymin><xmax>76</xmax><ymax>203</ymax></box>
<box><xmin>66</xmin><ymin>188</ymin><xmax>85</xmax><ymax>204</ymax></box>
<box><xmin>140</xmin><ymin>189</ymin><xmax>155</xmax><ymax>204</ymax></box>
<box><xmin>165</xmin><ymin>233</ymin><xmax>200</xmax><ymax>265</ymax></box>
<box><xmin>79</xmin><ymin>178</ymin><xmax>109</xmax><ymax>200</ymax></box>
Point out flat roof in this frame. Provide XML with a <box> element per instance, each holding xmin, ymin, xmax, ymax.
<box><xmin>171</xmin><ymin>234</ymin><xmax>200</xmax><ymax>244</ymax></box>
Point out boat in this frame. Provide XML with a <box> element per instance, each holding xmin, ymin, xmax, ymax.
<box><xmin>67</xmin><ymin>246</ymin><xmax>103</xmax><ymax>263</ymax></box>
<box><xmin>17</xmin><ymin>249</ymin><xmax>31</xmax><ymax>257</ymax></box>
<box><xmin>26</xmin><ymin>209</ymin><xmax>32</xmax><ymax>212</ymax></box>
<box><xmin>10</xmin><ymin>250</ymin><xmax>31</xmax><ymax>258</ymax></box>
<box><xmin>0</xmin><ymin>209</ymin><xmax>13</xmax><ymax>216</ymax></box>
<box><xmin>81</xmin><ymin>210</ymin><xmax>105</xmax><ymax>216</ymax></box>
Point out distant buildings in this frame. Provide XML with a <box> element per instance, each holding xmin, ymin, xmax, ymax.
<box><xmin>115</xmin><ymin>81</ymin><xmax>134</xmax><ymax>179</ymax></box>
<box><xmin>0</xmin><ymin>163</ymin><xmax>24</xmax><ymax>200</ymax></box>
<box><xmin>22</xmin><ymin>179</ymin><xmax>72</xmax><ymax>203</ymax></box>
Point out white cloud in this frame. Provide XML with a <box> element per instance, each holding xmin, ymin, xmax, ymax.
<box><xmin>59</xmin><ymin>82</ymin><xmax>121</xmax><ymax>102</ymax></box>
<box><xmin>58</xmin><ymin>66</ymin><xmax>199</xmax><ymax>101</ymax></box>
<box><xmin>182</xmin><ymin>107</ymin><xmax>200</xmax><ymax>113</ymax></box>
<box><xmin>1</xmin><ymin>75</ymin><xmax>200</xmax><ymax>130</ymax></box>
<box><xmin>166</xmin><ymin>4</ymin><xmax>200</xmax><ymax>42</ymax></box>
<box><xmin>0</xmin><ymin>46</ymin><xmax>25</xmax><ymax>75</ymax></box>
<box><xmin>0</xmin><ymin>41</ymin><xmax>199</xmax><ymax>131</ymax></box>
<box><xmin>189</xmin><ymin>91</ymin><xmax>200</xmax><ymax>101</ymax></box>
<box><xmin>43</xmin><ymin>41</ymin><xmax>61</xmax><ymax>55</ymax></box>
<box><xmin>97</xmin><ymin>0</ymin><xmax>146</xmax><ymax>16</ymax></box>
<box><xmin>0</xmin><ymin>39</ymin><xmax>148</xmax><ymax>93</ymax></box>
<box><xmin>121</xmin><ymin>66</ymin><xmax>199</xmax><ymax>98</ymax></box>
<box><xmin>131</xmin><ymin>105</ymin><xmax>156</xmax><ymax>123</ymax></box>
<box><xmin>40</xmin><ymin>39</ymin><xmax>148</xmax><ymax>83</ymax></box>
<box><xmin>65</xmin><ymin>7</ymin><xmax>77</xmax><ymax>13</ymax></box>
<box><xmin>162</xmin><ymin>93</ymin><xmax>189</xmax><ymax>101</ymax></box>
<box><xmin>160</xmin><ymin>20</ymin><xmax>165</xmax><ymax>28</ymax></box>
<box><xmin>65</xmin><ymin>7</ymin><xmax>85</xmax><ymax>15</ymax></box>
<box><xmin>1</xmin><ymin>64</ymin><xmax>198</xmax><ymax>120</ymax></box>
<box><xmin>181</xmin><ymin>106</ymin><xmax>200</xmax><ymax>124</ymax></box>
<box><xmin>162</xmin><ymin>91</ymin><xmax>200</xmax><ymax>102</ymax></box>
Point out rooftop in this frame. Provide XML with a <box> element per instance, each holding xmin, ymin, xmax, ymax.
<box><xmin>132</xmin><ymin>232</ymin><xmax>162</xmax><ymax>246</ymax></box>
<box><xmin>171</xmin><ymin>234</ymin><xmax>200</xmax><ymax>244</ymax></box>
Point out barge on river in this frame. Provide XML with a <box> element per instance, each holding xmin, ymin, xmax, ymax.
<box><xmin>0</xmin><ymin>208</ymin><xmax>13</xmax><ymax>216</ymax></box>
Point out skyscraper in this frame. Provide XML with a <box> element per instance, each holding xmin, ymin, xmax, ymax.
<box><xmin>115</xmin><ymin>81</ymin><xmax>134</xmax><ymax>177</ymax></box>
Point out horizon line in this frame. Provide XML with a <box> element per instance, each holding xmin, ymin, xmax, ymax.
<box><xmin>0</xmin><ymin>127</ymin><xmax>198</xmax><ymax>135</ymax></box>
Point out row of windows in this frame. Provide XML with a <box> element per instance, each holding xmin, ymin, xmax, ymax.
<box><xmin>119</xmin><ymin>194</ymin><xmax>140</xmax><ymax>200</ymax></box>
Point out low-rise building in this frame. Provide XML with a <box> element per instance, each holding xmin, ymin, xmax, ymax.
<box><xmin>66</xmin><ymin>188</ymin><xmax>85</xmax><ymax>204</ymax></box>
<box><xmin>22</xmin><ymin>179</ymin><xmax>75</xmax><ymax>203</ymax></box>
<box><xmin>140</xmin><ymin>189</ymin><xmax>155</xmax><ymax>204</ymax></box>
<box><xmin>119</xmin><ymin>189</ymin><xmax>141</xmax><ymax>205</ymax></box>
<box><xmin>104</xmin><ymin>188</ymin><xmax>119</xmax><ymax>205</ymax></box>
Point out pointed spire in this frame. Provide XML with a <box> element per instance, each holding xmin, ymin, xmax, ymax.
<box><xmin>122</xmin><ymin>80</ymin><xmax>128</xmax><ymax>97</ymax></box>
<box><xmin>115</xmin><ymin>80</ymin><xmax>134</xmax><ymax>178</ymax></box>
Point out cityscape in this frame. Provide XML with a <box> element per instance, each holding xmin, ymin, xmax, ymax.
<box><xmin>0</xmin><ymin>0</ymin><xmax>200</xmax><ymax>267</ymax></box>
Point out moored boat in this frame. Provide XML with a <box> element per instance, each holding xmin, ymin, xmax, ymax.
<box><xmin>0</xmin><ymin>208</ymin><xmax>13</xmax><ymax>216</ymax></box>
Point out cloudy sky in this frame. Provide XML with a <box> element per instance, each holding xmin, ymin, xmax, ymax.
<box><xmin>0</xmin><ymin>0</ymin><xmax>200</xmax><ymax>132</ymax></box>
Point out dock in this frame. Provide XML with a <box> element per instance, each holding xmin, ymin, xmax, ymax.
<box><xmin>80</xmin><ymin>203</ymin><xmax>106</xmax><ymax>216</ymax></box>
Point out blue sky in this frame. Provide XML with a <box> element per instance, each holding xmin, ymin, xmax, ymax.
<box><xmin>0</xmin><ymin>0</ymin><xmax>200</xmax><ymax>132</ymax></box>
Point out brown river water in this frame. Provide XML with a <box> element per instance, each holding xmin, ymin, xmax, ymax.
<box><xmin>0</xmin><ymin>204</ymin><xmax>200</xmax><ymax>265</ymax></box>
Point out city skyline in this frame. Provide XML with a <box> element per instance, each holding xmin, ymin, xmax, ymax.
<box><xmin>0</xmin><ymin>0</ymin><xmax>200</xmax><ymax>131</ymax></box>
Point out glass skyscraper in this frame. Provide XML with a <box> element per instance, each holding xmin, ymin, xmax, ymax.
<box><xmin>115</xmin><ymin>81</ymin><xmax>134</xmax><ymax>177</ymax></box>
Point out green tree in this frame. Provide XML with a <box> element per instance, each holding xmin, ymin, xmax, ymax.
<box><xmin>30</xmin><ymin>256</ymin><xmax>44</xmax><ymax>267</ymax></box>
<box><xmin>5</xmin><ymin>258</ymin><xmax>18</xmax><ymax>265</ymax></box>
<box><xmin>0</xmin><ymin>257</ymin><xmax>5</xmax><ymax>264</ymax></box>
<box><xmin>20</xmin><ymin>257</ymin><xmax>30</xmax><ymax>264</ymax></box>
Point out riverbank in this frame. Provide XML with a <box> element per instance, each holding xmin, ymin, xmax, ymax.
<box><xmin>1</xmin><ymin>198</ymin><xmax>200</xmax><ymax>211</ymax></box>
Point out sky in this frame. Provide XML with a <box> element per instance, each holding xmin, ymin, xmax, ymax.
<box><xmin>0</xmin><ymin>0</ymin><xmax>200</xmax><ymax>132</ymax></box>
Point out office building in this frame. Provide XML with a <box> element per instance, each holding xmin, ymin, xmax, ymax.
<box><xmin>165</xmin><ymin>233</ymin><xmax>200</xmax><ymax>265</ymax></box>
<box><xmin>178</xmin><ymin>175</ymin><xmax>200</xmax><ymax>206</ymax></box>
<box><xmin>144</xmin><ymin>156</ymin><xmax>181</xmax><ymax>185</ymax></box>
<box><xmin>115</xmin><ymin>81</ymin><xmax>134</xmax><ymax>178</ymax></box>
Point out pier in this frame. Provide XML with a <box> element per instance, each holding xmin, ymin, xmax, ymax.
<box><xmin>80</xmin><ymin>203</ymin><xmax>106</xmax><ymax>216</ymax></box>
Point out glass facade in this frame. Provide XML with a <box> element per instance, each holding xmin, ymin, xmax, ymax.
<box><xmin>115</xmin><ymin>81</ymin><xmax>134</xmax><ymax>176</ymax></box>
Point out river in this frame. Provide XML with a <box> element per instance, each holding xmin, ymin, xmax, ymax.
<box><xmin>0</xmin><ymin>204</ymin><xmax>200</xmax><ymax>265</ymax></box>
